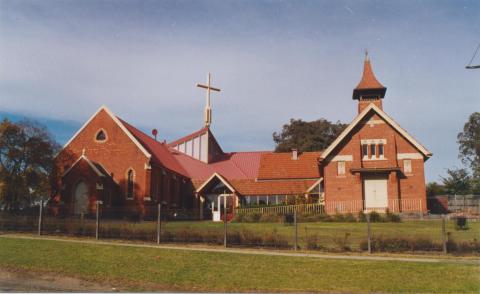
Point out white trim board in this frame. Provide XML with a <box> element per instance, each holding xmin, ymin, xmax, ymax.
<box><xmin>330</xmin><ymin>155</ymin><xmax>353</xmax><ymax>162</ymax></box>
<box><xmin>306</xmin><ymin>178</ymin><xmax>323</xmax><ymax>193</ymax></box>
<box><xmin>196</xmin><ymin>172</ymin><xmax>236</xmax><ymax>193</ymax></box>
<box><xmin>320</xmin><ymin>103</ymin><xmax>432</xmax><ymax>160</ymax></box>
<box><xmin>397</xmin><ymin>153</ymin><xmax>424</xmax><ymax>160</ymax></box>
<box><xmin>62</xmin><ymin>155</ymin><xmax>105</xmax><ymax>178</ymax></box>
<box><xmin>60</xmin><ymin>105</ymin><xmax>151</xmax><ymax>159</ymax></box>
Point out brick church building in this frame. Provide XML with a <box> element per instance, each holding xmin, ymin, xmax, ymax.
<box><xmin>53</xmin><ymin>55</ymin><xmax>432</xmax><ymax>219</ymax></box>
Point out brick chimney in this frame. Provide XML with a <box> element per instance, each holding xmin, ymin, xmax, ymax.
<box><xmin>291</xmin><ymin>148</ymin><xmax>298</xmax><ymax>160</ymax></box>
<box><xmin>352</xmin><ymin>52</ymin><xmax>387</xmax><ymax>113</ymax></box>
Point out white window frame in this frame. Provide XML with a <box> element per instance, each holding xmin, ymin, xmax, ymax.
<box><xmin>94</xmin><ymin>128</ymin><xmax>108</xmax><ymax>143</ymax></box>
<box><xmin>370</xmin><ymin>144</ymin><xmax>376</xmax><ymax>158</ymax></box>
<box><xmin>362</xmin><ymin>144</ymin><xmax>369</xmax><ymax>160</ymax></box>
<box><xmin>378</xmin><ymin>143</ymin><xmax>385</xmax><ymax>159</ymax></box>
<box><xmin>337</xmin><ymin>161</ymin><xmax>346</xmax><ymax>176</ymax></box>
<box><xmin>404</xmin><ymin>159</ymin><xmax>412</xmax><ymax>174</ymax></box>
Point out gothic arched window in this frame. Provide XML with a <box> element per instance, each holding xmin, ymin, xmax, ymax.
<box><xmin>95</xmin><ymin>129</ymin><xmax>107</xmax><ymax>142</ymax></box>
<box><xmin>126</xmin><ymin>169</ymin><xmax>134</xmax><ymax>199</ymax></box>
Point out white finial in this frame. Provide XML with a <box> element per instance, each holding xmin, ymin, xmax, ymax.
<box><xmin>196</xmin><ymin>73</ymin><xmax>221</xmax><ymax>127</ymax></box>
<box><xmin>82</xmin><ymin>148</ymin><xmax>86</xmax><ymax>156</ymax></box>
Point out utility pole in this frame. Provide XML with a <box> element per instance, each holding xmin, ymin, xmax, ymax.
<box><xmin>157</xmin><ymin>203</ymin><xmax>162</xmax><ymax>244</ymax></box>
<box><xmin>38</xmin><ymin>200</ymin><xmax>43</xmax><ymax>236</ymax></box>
<box><xmin>95</xmin><ymin>201</ymin><xmax>102</xmax><ymax>240</ymax></box>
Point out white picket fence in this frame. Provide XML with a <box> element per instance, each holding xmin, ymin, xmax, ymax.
<box><xmin>236</xmin><ymin>203</ymin><xmax>325</xmax><ymax>215</ymax></box>
<box><xmin>235</xmin><ymin>198</ymin><xmax>423</xmax><ymax>215</ymax></box>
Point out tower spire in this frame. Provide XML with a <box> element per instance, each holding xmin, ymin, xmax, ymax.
<box><xmin>196</xmin><ymin>73</ymin><xmax>221</xmax><ymax>127</ymax></box>
<box><xmin>352</xmin><ymin>53</ymin><xmax>387</xmax><ymax>113</ymax></box>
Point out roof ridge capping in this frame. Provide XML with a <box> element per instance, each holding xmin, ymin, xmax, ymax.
<box><xmin>320</xmin><ymin>103</ymin><xmax>432</xmax><ymax>160</ymax></box>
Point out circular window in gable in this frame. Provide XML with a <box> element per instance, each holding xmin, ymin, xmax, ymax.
<box><xmin>95</xmin><ymin>129</ymin><xmax>107</xmax><ymax>142</ymax></box>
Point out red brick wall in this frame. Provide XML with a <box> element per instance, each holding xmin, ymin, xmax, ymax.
<box><xmin>62</xmin><ymin>159</ymin><xmax>102</xmax><ymax>214</ymax></box>
<box><xmin>56</xmin><ymin>109</ymin><xmax>150</xmax><ymax>207</ymax></box>
<box><xmin>358</xmin><ymin>99</ymin><xmax>382</xmax><ymax>113</ymax></box>
<box><xmin>322</xmin><ymin>109</ymin><xmax>427</xmax><ymax>212</ymax></box>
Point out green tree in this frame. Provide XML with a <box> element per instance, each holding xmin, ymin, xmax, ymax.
<box><xmin>441</xmin><ymin>168</ymin><xmax>472</xmax><ymax>195</ymax></box>
<box><xmin>0</xmin><ymin>119</ymin><xmax>59</xmax><ymax>211</ymax></box>
<box><xmin>426</xmin><ymin>182</ymin><xmax>446</xmax><ymax>197</ymax></box>
<box><xmin>273</xmin><ymin>118</ymin><xmax>347</xmax><ymax>152</ymax></box>
<box><xmin>457</xmin><ymin>112</ymin><xmax>480</xmax><ymax>177</ymax></box>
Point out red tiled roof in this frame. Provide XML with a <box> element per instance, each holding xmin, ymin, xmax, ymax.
<box><xmin>116</xmin><ymin>115</ymin><xmax>321</xmax><ymax>196</ymax></box>
<box><xmin>257</xmin><ymin>151</ymin><xmax>321</xmax><ymax>180</ymax></box>
<box><xmin>118</xmin><ymin>118</ymin><xmax>189</xmax><ymax>177</ymax></box>
<box><xmin>229</xmin><ymin>179</ymin><xmax>318</xmax><ymax>195</ymax></box>
<box><xmin>355</xmin><ymin>59</ymin><xmax>385</xmax><ymax>90</ymax></box>
<box><xmin>172</xmin><ymin>149</ymin><xmax>269</xmax><ymax>181</ymax></box>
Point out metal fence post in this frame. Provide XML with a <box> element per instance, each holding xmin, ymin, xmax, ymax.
<box><xmin>95</xmin><ymin>201</ymin><xmax>101</xmax><ymax>240</ymax></box>
<box><xmin>442</xmin><ymin>215</ymin><xmax>447</xmax><ymax>254</ymax></box>
<box><xmin>157</xmin><ymin>203</ymin><xmax>161</xmax><ymax>244</ymax></box>
<box><xmin>224</xmin><ymin>195</ymin><xmax>227</xmax><ymax>248</ymax></box>
<box><xmin>38</xmin><ymin>200</ymin><xmax>43</xmax><ymax>236</ymax></box>
<box><xmin>366</xmin><ymin>213</ymin><xmax>371</xmax><ymax>254</ymax></box>
<box><xmin>294</xmin><ymin>210</ymin><xmax>298</xmax><ymax>251</ymax></box>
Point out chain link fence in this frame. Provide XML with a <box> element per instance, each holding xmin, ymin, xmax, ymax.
<box><xmin>1</xmin><ymin>202</ymin><xmax>479</xmax><ymax>255</ymax></box>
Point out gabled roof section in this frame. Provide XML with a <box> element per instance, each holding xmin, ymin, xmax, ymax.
<box><xmin>118</xmin><ymin>119</ymin><xmax>189</xmax><ymax>177</ymax></box>
<box><xmin>195</xmin><ymin>172</ymin><xmax>236</xmax><ymax>193</ymax></box>
<box><xmin>168</xmin><ymin>126</ymin><xmax>224</xmax><ymax>163</ymax></box>
<box><xmin>257</xmin><ymin>151</ymin><xmax>321</xmax><ymax>180</ymax></box>
<box><xmin>320</xmin><ymin>103</ymin><xmax>432</xmax><ymax>160</ymax></box>
<box><xmin>62</xmin><ymin>155</ymin><xmax>108</xmax><ymax>178</ymax></box>
<box><xmin>61</xmin><ymin>106</ymin><xmax>151</xmax><ymax>159</ymax></box>
<box><xmin>168</xmin><ymin>126</ymin><xmax>209</xmax><ymax>147</ymax></box>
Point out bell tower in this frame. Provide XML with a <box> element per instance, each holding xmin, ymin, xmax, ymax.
<box><xmin>353</xmin><ymin>52</ymin><xmax>387</xmax><ymax>113</ymax></box>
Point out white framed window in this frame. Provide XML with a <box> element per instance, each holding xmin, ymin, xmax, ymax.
<box><xmin>362</xmin><ymin>144</ymin><xmax>368</xmax><ymax>159</ymax></box>
<box><xmin>361</xmin><ymin>139</ymin><xmax>387</xmax><ymax>160</ymax></box>
<box><xmin>404</xmin><ymin>160</ymin><xmax>412</xmax><ymax>174</ymax></box>
<box><xmin>337</xmin><ymin>161</ymin><xmax>346</xmax><ymax>176</ymax></box>
<box><xmin>370</xmin><ymin>144</ymin><xmax>376</xmax><ymax>158</ymax></box>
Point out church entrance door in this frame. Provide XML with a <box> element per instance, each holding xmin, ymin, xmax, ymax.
<box><xmin>74</xmin><ymin>181</ymin><xmax>89</xmax><ymax>215</ymax></box>
<box><xmin>364</xmin><ymin>176</ymin><xmax>388</xmax><ymax>211</ymax></box>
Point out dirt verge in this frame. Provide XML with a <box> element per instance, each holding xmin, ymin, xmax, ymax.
<box><xmin>0</xmin><ymin>268</ymin><xmax>119</xmax><ymax>292</ymax></box>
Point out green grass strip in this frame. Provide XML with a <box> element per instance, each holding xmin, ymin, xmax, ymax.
<box><xmin>0</xmin><ymin>237</ymin><xmax>478</xmax><ymax>293</ymax></box>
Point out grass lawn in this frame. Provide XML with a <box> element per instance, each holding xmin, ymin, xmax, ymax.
<box><xmin>0</xmin><ymin>237</ymin><xmax>479</xmax><ymax>293</ymax></box>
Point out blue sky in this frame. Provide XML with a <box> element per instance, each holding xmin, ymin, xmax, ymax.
<box><xmin>0</xmin><ymin>0</ymin><xmax>479</xmax><ymax>182</ymax></box>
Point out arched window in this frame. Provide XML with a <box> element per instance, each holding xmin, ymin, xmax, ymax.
<box><xmin>126</xmin><ymin>169</ymin><xmax>134</xmax><ymax>199</ymax></box>
<box><xmin>95</xmin><ymin>129</ymin><xmax>107</xmax><ymax>142</ymax></box>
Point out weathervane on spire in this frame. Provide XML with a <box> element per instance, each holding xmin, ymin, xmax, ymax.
<box><xmin>196</xmin><ymin>73</ymin><xmax>221</xmax><ymax>127</ymax></box>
